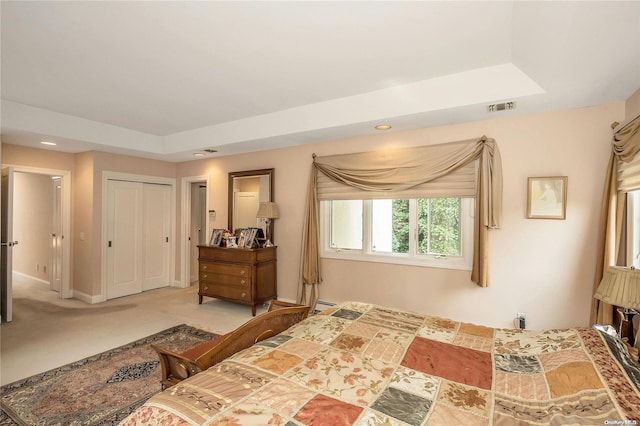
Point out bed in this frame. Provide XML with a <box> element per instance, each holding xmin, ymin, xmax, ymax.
<box><xmin>120</xmin><ymin>301</ymin><xmax>640</xmax><ymax>425</ymax></box>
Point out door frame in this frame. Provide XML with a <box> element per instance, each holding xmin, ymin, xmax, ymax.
<box><xmin>101</xmin><ymin>171</ymin><xmax>176</xmax><ymax>302</ymax></box>
<box><xmin>4</xmin><ymin>165</ymin><xmax>72</xmax><ymax>299</ymax></box>
<box><xmin>180</xmin><ymin>175</ymin><xmax>210</xmax><ymax>288</ymax></box>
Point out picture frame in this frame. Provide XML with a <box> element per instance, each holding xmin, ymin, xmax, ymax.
<box><xmin>526</xmin><ymin>176</ymin><xmax>567</xmax><ymax>220</ymax></box>
<box><xmin>237</xmin><ymin>229</ymin><xmax>247</xmax><ymax>249</ymax></box>
<box><xmin>244</xmin><ymin>228</ymin><xmax>258</xmax><ymax>249</ymax></box>
<box><xmin>209</xmin><ymin>229</ymin><xmax>223</xmax><ymax>246</ymax></box>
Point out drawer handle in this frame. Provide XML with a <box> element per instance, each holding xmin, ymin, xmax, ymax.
<box><xmin>241</xmin><ymin>292</ymin><xmax>246</xmax><ymax>298</ymax></box>
<box><xmin>240</xmin><ymin>270</ymin><xmax>245</xmax><ymax>275</ymax></box>
<box><xmin>204</xmin><ymin>286</ymin><xmax>209</xmax><ymax>290</ymax></box>
<box><xmin>203</xmin><ymin>274</ymin><xmax>208</xmax><ymax>279</ymax></box>
<box><xmin>203</xmin><ymin>265</ymin><xmax>208</xmax><ymax>270</ymax></box>
<box><xmin>240</xmin><ymin>279</ymin><xmax>246</xmax><ymax>285</ymax></box>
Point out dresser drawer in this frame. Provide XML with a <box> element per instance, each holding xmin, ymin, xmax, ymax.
<box><xmin>197</xmin><ymin>245</ymin><xmax>277</xmax><ymax>315</ymax></box>
<box><xmin>200</xmin><ymin>262</ymin><xmax>250</xmax><ymax>278</ymax></box>
<box><xmin>199</xmin><ymin>272</ymin><xmax>248</xmax><ymax>287</ymax></box>
<box><xmin>200</xmin><ymin>283</ymin><xmax>251</xmax><ymax>302</ymax></box>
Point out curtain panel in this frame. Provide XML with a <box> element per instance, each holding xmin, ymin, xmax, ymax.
<box><xmin>298</xmin><ymin>136</ymin><xmax>503</xmax><ymax>306</ymax></box>
<box><xmin>591</xmin><ymin>115</ymin><xmax>640</xmax><ymax>326</ymax></box>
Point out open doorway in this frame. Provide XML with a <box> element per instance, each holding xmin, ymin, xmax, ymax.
<box><xmin>181</xmin><ymin>175</ymin><xmax>209</xmax><ymax>287</ymax></box>
<box><xmin>12</xmin><ymin>172</ymin><xmax>65</xmax><ymax>294</ymax></box>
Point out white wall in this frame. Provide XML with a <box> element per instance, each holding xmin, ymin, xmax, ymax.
<box><xmin>177</xmin><ymin>101</ymin><xmax>625</xmax><ymax>330</ymax></box>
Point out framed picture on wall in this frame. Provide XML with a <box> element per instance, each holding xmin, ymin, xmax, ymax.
<box><xmin>526</xmin><ymin>176</ymin><xmax>568</xmax><ymax>219</ymax></box>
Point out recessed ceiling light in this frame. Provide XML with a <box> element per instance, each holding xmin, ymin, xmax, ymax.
<box><xmin>375</xmin><ymin>125</ymin><xmax>392</xmax><ymax>130</ymax></box>
<box><xmin>193</xmin><ymin>152</ymin><xmax>205</xmax><ymax>157</ymax></box>
<box><xmin>40</xmin><ymin>141</ymin><xmax>57</xmax><ymax>146</ymax></box>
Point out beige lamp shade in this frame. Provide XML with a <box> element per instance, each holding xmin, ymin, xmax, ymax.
<box><xmin>593</xmin><ymin>266</ymin><xmax>640</xmax><ymax>311</ymax></box>
<box><xmin>256</xmin><ymin>202</ymin><xmax>280</xmax><ymax>219</ymax></box>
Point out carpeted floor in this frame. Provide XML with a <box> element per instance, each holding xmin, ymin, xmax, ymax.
<box><xmin>0</xmin><ymin>324</ymin><xmax>218</xmax><ymax>426</ymax></box>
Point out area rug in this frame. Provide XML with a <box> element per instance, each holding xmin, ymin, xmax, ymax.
<box><xmin>0</xmin><ymin>324</ymin><xmax>218</xmax><ymax>426</ymax></box>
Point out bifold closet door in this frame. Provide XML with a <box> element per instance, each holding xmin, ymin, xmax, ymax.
<box><xmin>107</xmin><ymin>181</ymin><xmax>171</xmax><ymax>299</ymax></box>
<box><xmin>142</xmin><ymin>183</ymin><xmax>171</xmax><ymax>291</ymax></box>
<box><xmin>106</xmin><ymin>180</ymin><xmax>144</xmax><ymax>299</ymax></box>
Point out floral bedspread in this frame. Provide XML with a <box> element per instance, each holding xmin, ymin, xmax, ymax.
<box><xmin>120</xmin><ymin>301</ymin><xmax>640</xmax><ymax>425</ymax></box>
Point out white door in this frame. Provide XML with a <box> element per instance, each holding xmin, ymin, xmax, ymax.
<box><xmin>50</xmin><ymin>177</ymin><xmax>62</xmax><ymax>292</ymax></box>
<box><xmin>142</xmin><ymin>183</ymin><xmax>171</xmax><ymax>291</ymax></box>
<box><xmin>106</xmin><ymin>180</ymin><xmax>143</xmax><ymax>299</ymax></box>
<box><xmin>234</xmin><ymin>192</ymin><xmax>259</xmax><ymax>229</ymax></box>
<box><xmin>1</xmin><ymin>167</ymin><xmax>16</xmax><ymax>322</ymax></box>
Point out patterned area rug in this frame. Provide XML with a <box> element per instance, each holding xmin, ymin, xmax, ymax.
<box><xmin>0</xmin><ymin>324</ymin><xmax>218</xmax><ymax>426</ymax></box>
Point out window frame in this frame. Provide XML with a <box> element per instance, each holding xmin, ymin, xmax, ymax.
<box><xmin>627</xmin><ymin>190</ymin><xmax>640</xmax><ymax>269</ymax></box>
<box><xmin>320</xmin><ymin>197</ymin><xmax>474</xmax><ymax>271</ymax></box>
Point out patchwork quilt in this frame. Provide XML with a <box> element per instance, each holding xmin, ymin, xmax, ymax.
<box><xmin>120</xmin><ymin>301</ymin><xmax>640</xmax><ymax>425</ymax></box>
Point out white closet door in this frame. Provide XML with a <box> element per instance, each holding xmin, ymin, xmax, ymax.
<box><xmin>142</xmin><ymin>183</ymin><xmax>171</xmax><ymax>291</ymax></box>
<box><xmin>106</xmin><ymin>180</ymin><xmax>143</xmax><ymax>299</ymax></box>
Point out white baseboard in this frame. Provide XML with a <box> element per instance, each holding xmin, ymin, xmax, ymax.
<box><xmin>73</xmin><ymin>290</ymin><xmax>103</xmax><ymax>304</ymax></box>
<box><xmin>13</xmin><ymin>271</ymin><xmax>50</xmax><ymax>286</ymax></box>
<box><xmin>173</xmin><ymin>279</ymin><xmax>190</xmax><ymax>288</ymax></box>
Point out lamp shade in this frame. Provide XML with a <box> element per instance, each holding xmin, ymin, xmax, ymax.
<box><xmin>594</xmin><ymin>266</ymin><xmax>640</xmax><ymax>310</ymax></box>
<box><xmin>256</xmin><ymin>202</ymin><xmax>280</xmax><ymax>219</ymax></box>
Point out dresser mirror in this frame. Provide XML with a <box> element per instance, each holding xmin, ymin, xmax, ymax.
<box><xmin>228</xmin><ymin>168</ymin><xmax>274</xmax><ymax>237</ymax></box>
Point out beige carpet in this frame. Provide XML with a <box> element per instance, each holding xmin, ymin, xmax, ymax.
<box><xmin>0</xmin><ymin>274</ymin><xmax>267</xmax><ymax>386</ymax></box>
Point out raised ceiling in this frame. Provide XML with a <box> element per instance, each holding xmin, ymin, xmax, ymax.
<box><xmin>2</xmin><ymin>1</ymin><xmax>639</xmax><ymax>162</ymax></box>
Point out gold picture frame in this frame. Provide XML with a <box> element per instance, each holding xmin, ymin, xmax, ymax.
<box><xmin>526</xmin><ymin>176</ymin><xmax>567</xmax><ymax>220</ymax></box>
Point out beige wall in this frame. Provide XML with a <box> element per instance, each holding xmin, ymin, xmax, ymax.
<box><xmin>13</xmin><ymin>172</ymin><xmax>53</xmax><ymax>281</ymax></box>
<box><xmin>177</xmin><ymin>102</ymin><xmax>624</xmax><ymax>330</ymax></box>
<box><xmin>73</xmin><ymin>152</ymin><xmax>95</xmax><ymax>296</ymax></box>
<box><xmin>1</xmin><ymin>97</ymin><xmax>633</xmax><ymax>330</ymax></box>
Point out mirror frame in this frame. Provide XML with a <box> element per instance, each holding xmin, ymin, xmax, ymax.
<box><xmin>228</xmin><ymin>168</ymin><xmax>274</xmax><ymax>237</ymax></box>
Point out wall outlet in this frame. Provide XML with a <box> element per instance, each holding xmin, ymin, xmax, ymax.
<box><xmin>517</xmin><ymin>313</ymin><xmax>526</xmax><ymax>330</ymax></box>
<box><xmin>36</xmin><ymin>264</ymin><xmax>39</xmax><ymax>271</ymax></box>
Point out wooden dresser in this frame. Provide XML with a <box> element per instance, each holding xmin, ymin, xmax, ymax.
<box><xmin>197</xmin><ymin>245</ymin><xmax>277</xmax><ymax>315</ymax></box>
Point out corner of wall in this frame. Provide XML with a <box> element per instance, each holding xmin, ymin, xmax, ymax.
<box><xmin>626</xmin><ymin>88</ymin><xmax>640</xmax><ymax>121</ymax></box>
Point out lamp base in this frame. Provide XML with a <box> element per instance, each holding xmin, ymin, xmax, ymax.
<box><xmin>617</xmin><ymin>307</ymin><xmax>638</xmax><ymax>347</ymax></box>
<box><xmin>264</xmin><ymin>239</ymin><xmax>274</xmax><ymax>247</ymax></box>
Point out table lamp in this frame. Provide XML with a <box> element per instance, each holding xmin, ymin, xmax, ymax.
<box><xmin>593</xmin><ymin>266</ymin><xmax>640</xmax><ymax>346</ymax></box>
<box><xmin>256</xmin><ymin>202</ymin><xmax>279</xmax><ymax>247</ymax></box>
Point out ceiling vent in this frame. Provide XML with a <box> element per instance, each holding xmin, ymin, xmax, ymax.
<box><xmin>487</xmin><ymin>101</ymin><xmax>516</xmax><ymax>112</ymax></box>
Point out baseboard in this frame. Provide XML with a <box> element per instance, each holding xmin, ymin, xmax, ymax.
<box><xmin>13</xmin><ymin>271</ymin><xmax>50</xmax><ymax>286</ymax></box>
<box><xmin>73</xmin><ymin>290</ymin><xmax>103</xmax><ymax>304</ymax></box>
<box><xmin>173</xmin><ymin>279</ymin><xmax>190</xmax><ymax>288</ymax></box>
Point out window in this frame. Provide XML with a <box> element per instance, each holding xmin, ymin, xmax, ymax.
<box><xmin>322</xmin><ymin>197</ymin><xmax>474</xmax><ymax>270</ymax></box>
<box><xmin>627</xmin><ymin>190</ymin><xmax>640</xmax><ymax>269</ymax></box>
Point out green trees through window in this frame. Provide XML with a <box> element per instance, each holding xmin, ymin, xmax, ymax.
<box><xmin>391</xmin><ymin>198</ymin><xmax>461</xmax><ymax>256</ymax></box>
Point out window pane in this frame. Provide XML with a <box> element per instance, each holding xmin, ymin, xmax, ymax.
<box><xmin>372</xmin><ymin>199</ymin><xmax>409</xmax><ymax>253</ymax></box>
<box><xmin>418</xmin><ymin>198</ymin><xmax>461</xmax><ymax>256</ymax></box>
<box><xmin>330</xmin><ymin>200</ymin><xmax>362</xmax><ymax>250</ymax></box>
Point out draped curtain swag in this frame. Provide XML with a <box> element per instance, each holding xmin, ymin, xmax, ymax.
<box><xmin>591</xmin><ymin>115</ymin><xmax>640</xmax><ymax>325</ymax></box>
<box><xmin>298</xmin><ymin>137</ymin><xmax>503</xmax><ymax>308</ymax></box>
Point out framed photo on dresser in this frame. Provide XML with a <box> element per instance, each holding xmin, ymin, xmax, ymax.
<box><xmin>209</xmin><ymin>229</ymin><xmax>223</xmax><ymax>246</ymax></box>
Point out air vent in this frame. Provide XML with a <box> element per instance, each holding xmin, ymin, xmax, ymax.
<box><xmin>487</xmin><ymin>101</ymin><xmax>516</xmax><ymax>112</ymax></box>
<box><xmin>204</xmin><ymin>149</ymin><xmax>218</xmax><ymax>153</ymax></box>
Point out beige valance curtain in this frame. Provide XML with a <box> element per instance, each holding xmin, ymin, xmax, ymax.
<box><xmin>298</xmin><ymin>136</ymin><xmax>503</xmax><ymax>307</ymax></box>
<box><xmin>591</xmin><ymin>115</ymin><xmax>640</xmax><ymax>325</ymax></box>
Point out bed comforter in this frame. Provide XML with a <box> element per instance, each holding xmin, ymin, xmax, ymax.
<box><xmin>120</xmin><ymin>301</ymin><xmax>640</xmax><ymax>425</ymax></box>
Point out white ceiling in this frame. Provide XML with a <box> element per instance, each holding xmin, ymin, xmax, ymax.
<box><xmin>1</xmin><ymin>1</ymin><xmax>639</xmax><ymax>162</ymax></box>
